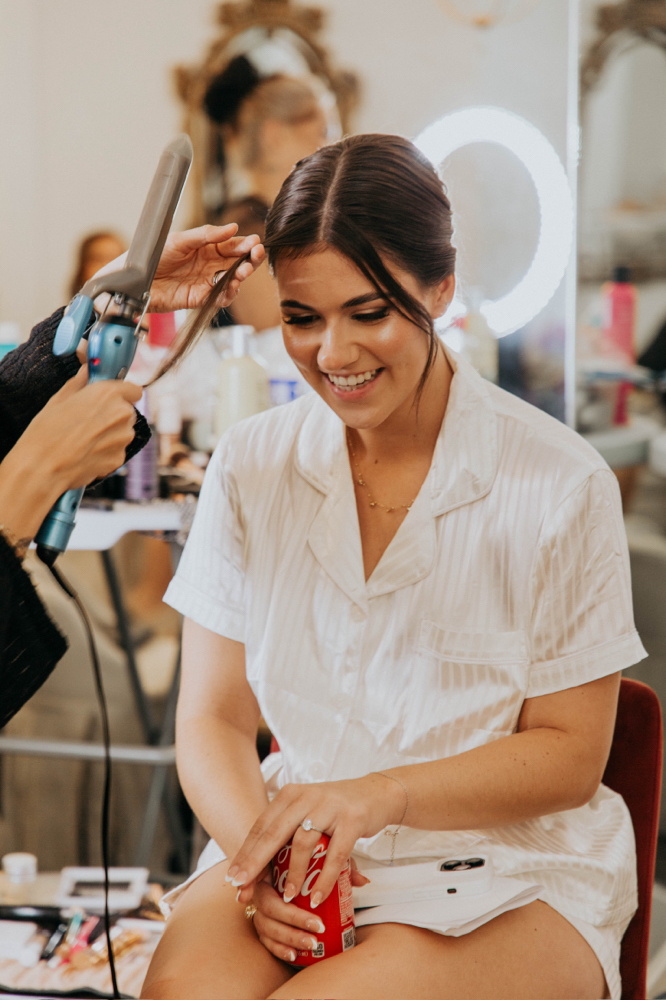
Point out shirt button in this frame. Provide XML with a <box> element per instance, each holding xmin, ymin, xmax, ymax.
<box><xmin>350</xmin><ymin>606</ymin><xmax>365</xmax><ymax>623</ymax></box>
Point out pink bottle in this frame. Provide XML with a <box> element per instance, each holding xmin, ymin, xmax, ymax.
<box><xmin>602</xmin><ymin>267</ymin><xmax>636</xmax><ymax>365</ymax></box>
<box><xmin>602</xmin><ymin>267</ymin><xmax>636</xmax><ymax>426</ymax></box>
<box><xmin>148</xmin><ymin>312</ymin><xmax>177</xmax><ymax>348</ymax></box>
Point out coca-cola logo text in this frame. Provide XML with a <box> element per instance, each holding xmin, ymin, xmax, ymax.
<box><xmin>273</xmin><ymin>841</ymin><xmax>328</xmax><ymax>897</ymax></box>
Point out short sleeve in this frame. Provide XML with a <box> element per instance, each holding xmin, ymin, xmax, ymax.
<box><xmin>526</xmin><ymin>469</ymin><xmax>646</xmax><ymax>698</ymax></box>
<box><xmin>164</xmin><ymin>435</ymin><xmax>246</xmax><ymax>641</ymax></box>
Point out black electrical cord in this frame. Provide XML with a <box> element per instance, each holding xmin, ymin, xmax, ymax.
<box><xmin>43</xmin><ymin>562</ymin><xmax>121</xmax><ymax>1000</ymax></box>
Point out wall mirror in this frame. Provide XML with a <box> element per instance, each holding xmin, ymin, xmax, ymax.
<box><xmin>173</xmin><ymin>0</ymin><xmax>359</xmax><ymax>225</ymax></box>
<box><xmin>577</xmin><ymin>0</ymin><xmax>666</xmax><ymax>437</ymax></box>
<box><xmin>580</xmin><ymin>1</ymin><xmax>666</xmax><ymax>284</ymax></box>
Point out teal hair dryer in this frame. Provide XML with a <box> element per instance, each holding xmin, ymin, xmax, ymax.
<box><xmin>35</xmin><ymin>134</ymin><xmax>192</xmax><ymax>566</ymax></box>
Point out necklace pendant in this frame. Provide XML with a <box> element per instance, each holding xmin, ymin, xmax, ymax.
<box><xmin>369</xmin><ymin>501</ymin><xmax>376</xmax><ymax>507</ymax></box>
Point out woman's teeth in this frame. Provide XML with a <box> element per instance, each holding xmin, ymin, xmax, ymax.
<box><xmin>327</xmin><ymin>369</ymin><xmax>379</xmax><ymax>390</ymax></box>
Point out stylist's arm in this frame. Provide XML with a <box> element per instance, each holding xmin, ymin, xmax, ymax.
<box><xmin>0</xmin><ymin>367</ymin><xmax>141</xmax><ymax>548</ymax></box>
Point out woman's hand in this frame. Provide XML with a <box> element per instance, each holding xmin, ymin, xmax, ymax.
<box><xmin>230</xmin><ymin>774</ymin><xmax>404</xmax><ymax>909</ymax></box>
<box><xmin>244</xmin><ymin>869</ymin><xmax>327</xmax><ymax>964</ymax></box>
<box><xmin>0</xmin><ymin>366</ymin><xmax>141</xmax><ymax>540</ymax></box>
<box><xmin>241</xmin><ymin>861</ymin><xmax>369</xmax><ymax>964</ymax></box>
<box><xmin>94</xmin><ymin>223</ymin><xmax>265</xmax><ymax>313</ymax></box>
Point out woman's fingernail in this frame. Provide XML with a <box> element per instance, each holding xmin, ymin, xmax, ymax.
<box><xmin>231</xmin><ymin>872</ymin><xmax>248</xmax><ymax>887</ymax></box>
<box><xmin>359</xmin><ymin>874</ymin><xmax>371</xmax><ymax>884</ymax></box>
<box><xmin>225</xmin><ymin>866</ymin><xmax>239</xmax><ymax>882</ymax></box>
<box><xmin>283</xmin><ymin>883</ymin><xmax>296</xmax><ymax>903</ymax></box>
<box><xmin>287</xmin><ymin>950</ymin><xmax>296</xmax><ymax>962</ymax></box>
<box><xmin>301</xmin><ymin>936</ymin><xmax>318</xmax><ymax>950</ymax></box>
<box><xmin>235</xmin><ymin>888</ymin><xmax>241</xmax><ymax>902</ymax></box>
<box><xmin>310</xmin><ymin>892</ymin><xmax>322</xmax><ymax>909</ymax></box>
<box><xmin>306</xmin><ymin>917</ymin><xmax>326</xmax><ymax>933</ymax></box>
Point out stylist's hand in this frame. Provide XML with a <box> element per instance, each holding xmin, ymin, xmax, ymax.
<box><xmin>95</xmin><ymin>223</ymin><xmax>265</xmax><ymax>313</ymax></box>
<box><xmin>242</xmin><ymin>860</ymin><xmax>369</xmax><ymax>964</ymax></box>
<box><xmin>0</xmin><ymin>365</ymin><xmax>141</xmax><ymax>543</ymax></box>
<box><xmin>231</xmin><ymin>775</ymin><xmax>404</xmax><ymax>911</ymax></box>
<box><xmin>29</xmin><ymin>366</ymin><xmax>142</xmax><ymax>489</ymax></box>
<box><xmin>0</xmin><ymin>364</ymin><xmax>141</xmax><ymax>533</ymax></box>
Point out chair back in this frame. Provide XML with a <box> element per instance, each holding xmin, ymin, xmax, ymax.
<box><xmin>602</xmin><ymin>677</ymin><xmax>663</xmax><ymax>1000</ymax></box>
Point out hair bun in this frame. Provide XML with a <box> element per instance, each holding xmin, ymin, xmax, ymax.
<box><xmin>204</xmin><ymin>55</ymin><xmax>261</xmax><ymax>125</ymax></box>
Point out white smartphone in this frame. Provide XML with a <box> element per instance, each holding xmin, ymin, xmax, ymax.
<box><xmin>352</xmin><ymin>855</ymin><xmax>493</xmax><ymax>908</ymax></box>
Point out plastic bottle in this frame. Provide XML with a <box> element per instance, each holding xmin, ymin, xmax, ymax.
<box><xmin>213</xmin><ymin>326</ymin><xmax>270</xmax><ymax>441</ymax></box>
<box><xmin>602</xmin><ymin>267</ymin><xmax>636</xmax><ymax>425</ymax></box>
<box><xmin>125</xmin><ymin>391</ymin><xmax>158</xmax><ymax>500</ymax></box>
<box><xmin>461</xmin><ymin>290</ymin><xmax>498</xmax><ymax>383</ymax></box>
<box><xmin>156</xmin><ymin>391</ymin><xmax>182</xmax><ymax>466</ymax></box>
<box><xmin>1</xmin><ymin>852</ymin><xmax>38</xmax><ymax>905</ymax></box>
<box><xmin>602</xmin><ymin>266</ymin><xmax>636</xmax><ymax>366</ymax></box>
<box><xmin>253</xmin><ymin>326</ymin><xmax>308</xmax><ymax>405</ymax></box>
<box><xmin>148</xmin><ymin>312</ymin><xmax>177</xmax><ymax>348</ymax></box>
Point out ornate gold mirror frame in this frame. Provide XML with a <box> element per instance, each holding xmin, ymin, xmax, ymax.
<box><xmin>174</xmin><ymin>0</ymin><xmax>359</xmax><ymax>225</ymax></box>
<box><xmin>581</xmin><ymin>0</ymin><xmax>666</xmax><ymax>96</ymax></box>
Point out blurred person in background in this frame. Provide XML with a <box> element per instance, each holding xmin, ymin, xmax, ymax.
<box><xmin>68</xmin><ymin>230</ymin><xmax>127</xmax><ymax>300</ymax></box>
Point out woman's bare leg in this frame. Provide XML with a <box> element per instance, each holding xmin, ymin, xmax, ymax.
<box><xmin>140</xmin><ymin>860</ymin><xmax>293</xmax><ymax>1000</ymax></box>
<box><xmin>268</xmin><ymin>901</ymin><xmax>608</xmax><ymax>1000</ymax></box>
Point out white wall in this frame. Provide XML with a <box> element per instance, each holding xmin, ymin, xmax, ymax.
<box><xmin>0</xmin><ymin>0</ymin><xmax>573</xmax><ymax>338</ymax></box>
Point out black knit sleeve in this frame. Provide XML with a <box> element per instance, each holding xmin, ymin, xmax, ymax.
<box><xmin>0</xmin><ymin>534</ymin><xmax>67</xmax><ymax>728</ymax></box>
<box><xmin>0</xmin><ymin>308</ymin><xmax>150</xmax><ymax>464</ymax></box>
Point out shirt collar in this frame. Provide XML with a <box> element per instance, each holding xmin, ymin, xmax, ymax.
<box><xmin>295</xmin><ymin>346</ymin><xmax>498</xmax><ymax>517</ymax></box>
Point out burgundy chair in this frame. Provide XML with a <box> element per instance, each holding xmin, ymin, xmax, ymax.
<box><xmin>602</xmin><ymin>678</ymin><xmax>663</xmax><ymax>1000</ymax></box>
<box><xmin>269</xmin><ymin>678</ymin><xmax>663</xmax><ymax>999</ymax></box>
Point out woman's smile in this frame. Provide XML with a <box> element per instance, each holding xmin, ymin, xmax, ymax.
<box><xmin>323</xmin><ymin>367</ymin><xmax>384</xmax><ymax>397</ymax></box>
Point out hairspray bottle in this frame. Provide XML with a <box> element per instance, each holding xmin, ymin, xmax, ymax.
<box><xmin>125</xmin><ymin>390</ymin><xmax>158</xmax><ymax>501</ymax></box>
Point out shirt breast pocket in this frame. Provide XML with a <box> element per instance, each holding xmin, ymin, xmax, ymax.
<box><xmin>398</xmin><ymin>621</ymin><xmax>529</xmax><ymax>756</ymax></box>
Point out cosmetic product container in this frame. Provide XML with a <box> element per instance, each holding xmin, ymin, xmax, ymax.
<box><xmin>213</xmin><ymin>326</ymin><xmax>270</xmax><ymax>442</ymax></box>
<box><xmin>1</xmin><ymin>853</ymin><xmax>38</xmax><ymax>905</ymax></box>
<box><xmin>602</xmin><ymin>267</ymin><xmax>636</xmax><ymax>425</ymax></box>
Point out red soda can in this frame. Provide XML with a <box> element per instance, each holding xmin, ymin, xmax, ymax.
<box><xmin>271</xmin><ymin>833</ymin><xmax>356</xmax><ymax>965</ymax></box>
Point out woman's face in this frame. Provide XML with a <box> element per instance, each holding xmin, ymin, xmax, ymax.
<box><xmin>276</xmin><ymin>247</ymin><xmax>454</xmax><ymax>431</ymax></box>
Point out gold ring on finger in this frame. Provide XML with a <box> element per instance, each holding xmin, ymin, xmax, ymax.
<box><xmin>245</xmin><ymin>903</ymin><xmax>257</xmax><ymax>920</ymax></box>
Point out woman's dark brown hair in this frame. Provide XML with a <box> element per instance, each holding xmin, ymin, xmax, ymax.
<box><xmin>157</xmin><ymin>134</ymin><xmax>455</xmax><ymax>383</ymax></box>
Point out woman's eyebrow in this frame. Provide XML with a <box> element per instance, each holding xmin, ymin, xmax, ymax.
<box><xmin>280</xmin><ymin>299</ymin><xmax>316</xmax><ymax>310</ymax></box>
<box><xmin>342</xmin><ymin>292</ymin><xmax>387</xmax><ymax>308</ymax></box>
<box><xmin>280</xmin><ymin>293</ymin><xmax>387</xmax><ymax>310</ymax></box>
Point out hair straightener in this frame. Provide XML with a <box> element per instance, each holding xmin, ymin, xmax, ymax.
<box><xmin>35</xmin><ymin>134</ymin><xmax>192</xmax><ymax>567</ymax></box>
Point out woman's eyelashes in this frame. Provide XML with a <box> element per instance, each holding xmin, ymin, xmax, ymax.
<box><xmin>354</xmin><ymin>307</ymin><xmax>390</xmax><ymax>323</ymax></box>
<box><xmin>282</xmin><ymin>306</ymin><xmax>391</xmax><ymax>327</ymax></box>
<box><xmin>282</xmin><ymin>313</ymin><xmax>318</xmax><ymax>326</ymax></box>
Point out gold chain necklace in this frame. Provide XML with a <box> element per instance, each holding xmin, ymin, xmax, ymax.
<box><xmin>346</xmin><ymin>430</ymin><xmax>417</xmax><ymax>513</ymax></box>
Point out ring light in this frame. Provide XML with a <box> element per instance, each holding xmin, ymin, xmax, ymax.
<box><xmin>415</xmin><ymin>106</ymin><xmax>574</xmax><ymax>336</ymax></box>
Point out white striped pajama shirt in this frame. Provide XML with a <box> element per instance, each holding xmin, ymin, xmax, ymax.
<box><xmin>165</xmin><ymin>348</ymin><xmax>646</xmax><ymax>998</ymax></box>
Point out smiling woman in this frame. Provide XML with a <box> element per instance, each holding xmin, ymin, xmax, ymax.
<box><xmin>141</xmin><ymin>135</ymin><xmax>645</xmax><ymax>1000</ymax></box>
